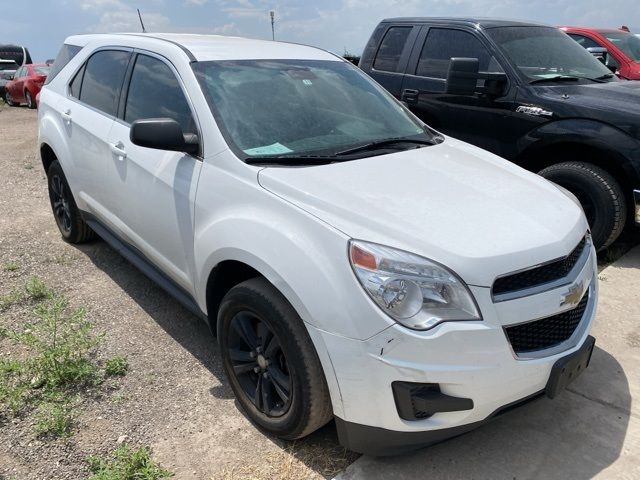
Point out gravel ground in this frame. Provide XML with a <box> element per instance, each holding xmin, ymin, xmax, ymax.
<box><xmin>0</xmin><ymin>105</ymin><xmax>356</xmax><ymax>479</ymax></box>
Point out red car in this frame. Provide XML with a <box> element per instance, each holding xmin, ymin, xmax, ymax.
<box><xmin>560</xmin><ymin>26</ymin><xmax>640</xmax><ymax>80</ymax></box>
<box><xmin>5</xmin><ymin>63</ymin><xmax>50</xmax><ymax>109</ymax></box>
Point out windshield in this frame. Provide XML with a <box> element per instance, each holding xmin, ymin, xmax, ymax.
<box><xmin>33</xmin><ymin>65</ymin><xmax>50</xmax><ymax>75</ymax></box>
<box><xmin>487</xmin><ymin>26</ymin><xmax>612</xmax><ymax>82</ymax></box>
<box><xmin>602</xmin><ymin>31</ymin><xmax>640</xmax><ymax>62</ymax></box>
<box><xmin>193</xmin><ymin>59</ymin><xmax>431</xmax><ymax>160</ymax></box>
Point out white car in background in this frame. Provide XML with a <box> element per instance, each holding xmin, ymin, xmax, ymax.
<box><xmin>38</xmin><ymin>33</ymin><xmax>598</xmax><ymax>455</ymax></box>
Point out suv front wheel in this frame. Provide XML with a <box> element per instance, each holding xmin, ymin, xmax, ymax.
<box><xmin>539</xmin><ymin>162</ymin><xmax>626</xmax><ymax>250</ymax></box>
<box><xmin>217</xmin><ymin>277</ymin><xmax>333</xmax><ymax>440</ymax></box>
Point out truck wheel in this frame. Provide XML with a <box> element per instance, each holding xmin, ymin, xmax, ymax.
<box><xmin>46</xmin><ymin>160</ymin><xmax>96</xmax><ymax>243</ymax></box>
<box><xmin>218</xmin><ymin>277</ymin><xmax>333</xmax><ymax>440</ymax></box>
<box><xmin>539</xmin><ymin>162</ymin><xmax>626</xmax><ymax>250</ymax></box>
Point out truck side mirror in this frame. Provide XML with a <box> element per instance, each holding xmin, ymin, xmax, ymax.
<box><xmin>446</xmin><ymin>57</ymin><xmax>507</xmax><ymax>97</ymax></box>
<box><xmin>586</xmin><ymin>47</ymin><xmax>618</xmax><ymax>73</ymax></box>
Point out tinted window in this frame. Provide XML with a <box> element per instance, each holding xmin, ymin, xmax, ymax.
<box><xmin>0</xmin><ymin>62</ymin><xmax>17</xmax><ymax>71</ymax></box>
<box><xmin>69</xmin><ymin>64</ymin><xmax>85</xmax><ymax>99</ymax></box>
<box><xmin>79</xmin><ymin>50</ymin><xmax>130</xmax><ymax>116</ymax></box>
<box><xmin>45</xmin><ymin>44</ymin><xmax>82</xmax><ymax>85</ymax></box>
<box><xmin>417</xmin><ymin>28</ymin><xmax>494</xmax><ymax>79</ymax></box>
<box><xmin>373</xmin><ymin>27</ymin><xmax>412</xmax><ymax>72</ymax></box>
<box><xmin>124</xmin><ymin>54</ymin><xmax>196</xmax><ymax>134</ymax></box>
<box><xmin>568</xmin><ymin>34</ymin><xmax>601</xmax><ymax>49</ymax></box>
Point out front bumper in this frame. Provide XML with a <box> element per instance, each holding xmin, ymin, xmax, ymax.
<box><xmin>316</xmin><ymin>245</ymin><xmax>598</xmax><ymax>454</ymax></box>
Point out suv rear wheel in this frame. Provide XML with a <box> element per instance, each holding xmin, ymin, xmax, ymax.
<box><xmin>218</xmin><ymin>277</ymin><xmax>333</xmax><ymax>440</ymax></box>
<box><xmin>46</xmin><ymin>160</ymin><xmax>96</xmax><ymax>243</ymax></box>
<box><xmin>539</xmin><ymin>162</ymin><xmax>626</xmax><ymax>250</ymax></box>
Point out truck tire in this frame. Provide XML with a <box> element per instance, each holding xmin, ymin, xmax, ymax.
<box><xmin>539</xmin><ymin>162</ymin><xmax>626</xmax><ymax>250</ymax></box>
<box><xmin>46</xmin><ymin>160</ymin><xmax>96</xmax><ymax>243</ymax></box>
<box><xmin>217</xmin><ymin>277</ymin><xmax>333</xmax><ymax>440</ymax></box>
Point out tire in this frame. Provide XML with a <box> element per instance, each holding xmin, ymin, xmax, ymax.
<box><xmin>539</xmin><ymin>162</ymin><xmax>626</xmax><ymax>250</ymax></box>
<box><xmin>5</xmin><ymin>90</ymin><xmax>18</xmax><ymax>106</ymax></box>
<box><xmin>218</xmin><ymin>277</ymin><xmax>333</xmax><ymax>440</ymax></box>
<box><xmin>46</xmin><ymin>160</ymin><xmax>96</xmax><ymax>243</ymax></box>
<box><xmin>25</xmin><ymin>90</ymin><xmax>35</xmax><ymax>109</ymax></box>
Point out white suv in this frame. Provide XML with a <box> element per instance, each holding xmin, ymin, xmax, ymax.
<box><xmin>38</xmin><ymin>33</ymin><xmax>598</xmax><ymax>455</ymax></box>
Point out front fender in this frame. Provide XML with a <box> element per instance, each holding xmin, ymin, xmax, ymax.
<box><xmin>517</xmin><ymin>118</ymin><xmax>640</xmax><ymax>182</ymax></box>
<box><xmin>193</xmin><ymin>161</ymin><xmax>394</xmax><ymax>342</ymax></box>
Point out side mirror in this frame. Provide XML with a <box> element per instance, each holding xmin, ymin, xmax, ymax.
<box><xmin>586</xmin><ymin>46</ymin><xmax>609</xmax><ymax>65</ymax></box>
<box><xmin>446</xmin><ymin>57</ymin><xmax>507</xmax><ymax>97</ymax></box>
<box><xmin>130</xmin><ymin>118</ymin><xmax>199</xmax><ymax>155</ymax></box>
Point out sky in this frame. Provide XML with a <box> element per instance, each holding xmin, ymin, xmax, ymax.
<box><xmin>1</xmin><ymin>0</ymin><xmax>639</xmax><ymax>62</ymax></box>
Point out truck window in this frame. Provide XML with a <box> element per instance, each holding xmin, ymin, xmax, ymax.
<box><xmin>373</xmin><ymin>27</ymin><xmax>412</xmax><ymax>72</ymax></box>
<box><xmin>416</xmin><ymin>28</ymin><xmax>495</xmax><ymax>79</ymax></box>
<box><xmin>567</xmin><ymin>34</ymin><xmax>601</xmax><ymax>49</ymax></box>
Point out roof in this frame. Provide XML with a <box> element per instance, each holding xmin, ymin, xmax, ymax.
<box><xmin>381</xmin><ymin>17</ymin><xmax>552</xmax><ymax>29</ymax></box>
<box><xmin>560</xmin><ymin>26</ymin><xmax>632</xmax><ymax>34</ymax></box>
<box><xmin>64</xmin><ymin>33</ymin><xmax>339</xmax><ymax>62</ymax></box>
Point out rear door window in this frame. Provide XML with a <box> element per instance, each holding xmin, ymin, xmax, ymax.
<box><xmin>567</xmin><ymin>34</ymin><xmax>601</xmax><ymax>49</ymax></box>
<box><xmin>123</xmin><ymin>54</ymin><xmax>196</xmax><ymax>134</ymax></box>
<box><xmin>373</xmin><ymin>26</ymin><xmax>412</xmax><ymax>72</ymax></box>
<box><xmin>78</xmin><ymin>50</ymin><xmax>130</xmax><ymax>117</ymax></box>
<box><xmin>417</xmin><ymin>28</ymin><xmax>496</xmax><ymax>79</ymax></box>
<box><xmin>45</xmin><ymin>44</ymin><xmax>82</xmax><ymax>84</ymax></box>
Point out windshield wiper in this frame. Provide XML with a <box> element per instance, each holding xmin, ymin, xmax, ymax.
<box><xmin>593</xmin><ymin>73</ymin><xmax>615</xmax><ymax>81</ymax></box>
<box><xmin>245</xmin><ymin>155</ymin><xmax>341</xmax><ymax>166</ymax></box>
<box><xmin>529</xmin><ymin>75</ymin><xmax>582</xmax><ymax>85</ymax></box>
<box><xmin>334</xmin><ymin>137</ymin><xmax>435</xmax><ymax>156</ymax></box>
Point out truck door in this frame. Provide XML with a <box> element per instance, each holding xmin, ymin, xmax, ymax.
<box><xmin>400</xmin><ymin>26</ymin><xmax>517</xmax><ymax>157</ymax></box>
<box><xmin>363</xmin><ymin>24</ymin><xmax>419</xmax><ymax>98</ymax></box>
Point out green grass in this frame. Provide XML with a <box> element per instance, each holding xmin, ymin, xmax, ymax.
<box><xmin>105</xmin><ymin>355</ymin><xmax>129</xmax><ymax>377</ymax></box>
<box><xmin>2</xmin><ymin>261</ymin><xmax>19</xmax><ymax>272</ymax></box>
<box><xmin>0</xmin><ymin>276</ymin><xmax>126</xmax><ymax>437</ymax></box>
<box><xmin>34</xmin><ymin>397</ymin><xmax>74</xmax><ymax>437</ymax></box>
<box><xmin>87</xmin><ymin>445</ymin><xmax>173</xmax><ymax>480</ymax></box>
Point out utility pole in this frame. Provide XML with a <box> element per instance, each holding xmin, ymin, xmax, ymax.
<box><xmin>270</xmin><ymin>11</ymin><xmax>275</xmax><ymax>41</ymax></box>
<box><xmin>137</xmin><ymin>8</ymin><xmax>147</xmax><ymax>33</ymax></box>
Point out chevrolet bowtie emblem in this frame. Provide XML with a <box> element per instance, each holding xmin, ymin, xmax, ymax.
<box><xmin>561</xmin><ymin>281</ymin><xmax>584</xmax><ymax>307</ymax></box>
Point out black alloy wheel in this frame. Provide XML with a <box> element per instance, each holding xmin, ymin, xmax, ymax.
<box><xmin>227</xmin><ymin>310</ymin><xmax>292</xmax><ymax>417</ymax></box>
<box><xmin>50</xmin><ymin>172</ymin><xmax>73</xmax><ymax>235</ymax></box>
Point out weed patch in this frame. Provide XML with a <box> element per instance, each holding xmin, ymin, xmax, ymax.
<box><xmin>105</xmin><ymin>355</ymin><xmax>128</xmax><ymax>376</ymax></box>
<box><xmin>87</xmin><ymin>444</ymin><xmax>173</xmax><ymax>480</ymax></box>
<box><xmin>0</xmin><ymin>277</ymin><xmax>125</xmax><ymax>437</ymax></box>
<box><xmin>2</xmin><ymin>261</ymin><xmax>19</xmax><ymax>272</ymax></box>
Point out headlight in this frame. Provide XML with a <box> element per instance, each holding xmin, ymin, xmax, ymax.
<box><xmin>349</xmin><ymin>240</ymin><xmax>481</xmax><ymax>330</ymax></box>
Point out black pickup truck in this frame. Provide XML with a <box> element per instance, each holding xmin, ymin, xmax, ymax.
<box><xmin>360</xmin><ymin>18</ymin><xmax>640</xmax><ymax>249</ymax></box>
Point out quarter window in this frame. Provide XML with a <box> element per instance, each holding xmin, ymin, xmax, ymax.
<box><xmin>417</xmin><ymin>28</ymin><xmax>496</xmax><ymax>79</ymax></box>
<box><xmin>69</xmin><ymin>64</ymin><xmax>84</xmax><ymax>99</ymax></box>
<box><xmin>124</xmin><ymin>54</ymin><xmax>196</xmax><ymax>135</ymax></box>
<box><xmin>78</xmin><ymin>50</ymin><xmax>130</xmax><ymax>117</ymax></box>
<box><xmin>373</xmin><ymin>26</ymin><xmax>412</xmax><ymax>72</ymax></box>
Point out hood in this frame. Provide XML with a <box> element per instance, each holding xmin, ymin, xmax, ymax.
<box><xmin>258</xmin><ymin>138</ymin><xmax>588</xmax><ymax>287</ymax></box>
<box><xmin>532</xmin><ymin>81</ymin><xmax>640</xmax><ymax>138</ymax></box>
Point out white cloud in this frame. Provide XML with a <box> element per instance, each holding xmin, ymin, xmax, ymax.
<box><xmin>185</xmin><ymin>0</ymin><xmax>209</xmax><ymax>5</ymax></box>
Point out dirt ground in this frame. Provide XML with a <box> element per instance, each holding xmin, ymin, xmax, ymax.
<box><xmin>0</xmin><ymin>106</ymin><xmax>356</xmax><ymax>479</ymax></box>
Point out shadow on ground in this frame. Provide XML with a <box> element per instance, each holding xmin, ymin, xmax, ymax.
<box><xmin>74</xmin><ymin>239</ymin><xmax>356</xmax><ymax>478</ymax></box>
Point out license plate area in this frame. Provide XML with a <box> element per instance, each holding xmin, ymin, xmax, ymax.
<box><xmin>545</xmin><ymin>335</ymin><xmax>595</xmax><ymax>399</ymax></box>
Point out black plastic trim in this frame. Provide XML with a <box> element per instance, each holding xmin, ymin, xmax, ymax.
<box><xmin>392</xmin><ymin>382</ymin><xmax>474</xmax><ymax>420</ymax></box>
<box><xmin>336</xmin><ymin>390</ymin><xmax>545</xmax><ymax>456</ymax></box>
<box><xmin>80</xmin><ymin>211</ymin><xmax>208</xmax><ymax>323</ymax></box>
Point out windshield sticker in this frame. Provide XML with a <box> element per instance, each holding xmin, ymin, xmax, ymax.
<box><xmin>244</xmin><ymin>142</ymin><xmax>293</xmax><ymax>156</ymax></box>
<box><xmin>303</xmin><ymin>79</ymin><xmax>313</xmax><ymax>86</ymax></box>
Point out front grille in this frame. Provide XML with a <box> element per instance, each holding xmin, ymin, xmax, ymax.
<box><xmin>505</xmin><ymin>291</ymin><xmax>589</xmax><ymax>354</ymax></box>
<box><xmin>493</xmin><ymin>236</ymin><xmax>587</xmax><ymax>297</ymax></box>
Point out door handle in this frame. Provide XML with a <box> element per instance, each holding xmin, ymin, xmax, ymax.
<box><xmin>61</xmin><ymin>109</ymin><xmax>72</xmax><ymax>123</ymax></box>
<box><xmin>110</xmin><ymin>141</ymin><xmax>127</xmax><ymax>160</ymax></box>
<box><xmin>401</xmin><ymin>88</ymin><xmax>420</xmax><ymax>104</ymax></box>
